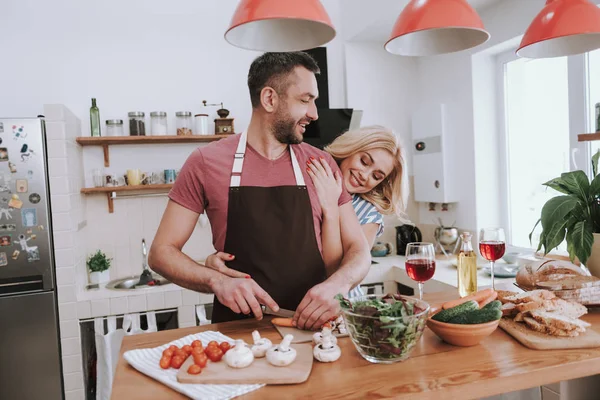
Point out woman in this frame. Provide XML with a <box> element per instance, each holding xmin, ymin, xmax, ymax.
<box><xmin>202</xmin><ymin>126</ymin><xmax>409</xmax><ymax>297</ymax></box>
<box><xmin>306</xmin><ymin>125</ymin><xmax>409</xmax><ymax>297</ymax></box>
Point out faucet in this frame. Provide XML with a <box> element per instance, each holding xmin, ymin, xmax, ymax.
<box><xmin>138</xmin><ymin>239</ymin><xmax>153</xmax><ymax>285</ymax></box>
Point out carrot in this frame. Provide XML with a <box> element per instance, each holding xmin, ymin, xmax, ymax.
<box><xmin>442</xmin><ymin>288</ymin><xmax>495</xmax><ymax>310</ymax></box>
<box><xmin>271</xmin><ymin>317</ymin><xmax>294</xmax><ymax>327</ymax></box>
<box><xmin>477</xmin><ymin>291</ymin><xmax>498</xmax><ymax>309</ymax></box>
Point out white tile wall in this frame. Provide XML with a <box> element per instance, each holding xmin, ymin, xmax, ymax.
<box><xmin>49</xmin><ymin>176</ymin><xmax>70</xmax><ymax>194</ymax></box>
<box><xmin>109</xmin><ymin>296</ymin><xmax>128</xmax><ymax>315</ymax></box>
<box><xmin>60</xmin><ymin>319</ymin><xmax>79</xmax><ymax>339</ymax></box>
<box><xmin>51</xmin><ymin>195</ymin><xmax>71</xmax><ymax>213</ymax></box>
<box><xmin>61</xmin><ymin>354</ymin><xmax>83</xmax><ymax>374</ymax></box>
<box><xmin>59</xmin><ymin>302</ymin><xmax>78</xmax><ymax>320</ymax></box>
<box><xmin>164</xmin><ymin>290</ymin><xmax>182</xmax><ymax>308</ymax></box>
<box><xmin>65</xmin><ymin>389</ymin><xmax>85</xmax><ymax>400</ymax></box>
<box><xmin>47</xmin><ymin>140</ymin><xmax>67</xmax><ymax>158</ymax></box>
<box><xmin>182</xmin><ymin>289</ymin><xmax>200</xmax><ymax>306</ymax></box>
<box><xmin>90</xmin><ymin>299</ymin><xmax>110</xmax><ymax>317</ymax></box>
<box><xmin>128</xmin><ymin>294</ymin><xmax>147</xmax><ymax>313</ymax></box>
<box><xmin>52</xmin><ymin>213</ymin><xmax>73</xmax><ymax>232</ymax></box>
<box><xmin>61</xmin><ymin>337</ymin><xmax>80</xmax><ymax>357</ymax></box>
<box><xmin>56</xmin><ymin>266</ymin><xmax>75</xmax><ymax>285</ymax></box>
<box><xmin>178</xmin><ymin>305</ymin><xmax>195</xmax><ymax>325</ymax></box>
<box><xmin>63</xmin><ymin>372</ymin><xmax>84</xmax><ymax>391</ymax></box>
<box><xmin>76</xmin><ymin>301</ymin><xmax>91</xmax><ymax>319</ymax></box>
<box><xmin>57</xmin><ymin>284</ymin><xmax>76</xmax><ymax>303</ymax></box>
<box><xmin>147</xmin><ymin>292</ymin><xmax>165</xmax><ymax>311</ymax></box>
<box><xmin>53</xmin><ymin>231</ymin><xmax>74</xmax><ymax>249</ymax></box>
<box><xmin>55</xmin><ymin>248</ymin><xmax>75</xmax><ymax>267</ymax></box>
<box><xmin>48</xmin><ymin>158</ymin><xmax>68</xmax><ymax>176</ymax></box>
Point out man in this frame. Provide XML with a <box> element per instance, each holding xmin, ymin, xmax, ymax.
<box><xmin>149</xmin><ymin>52</ymin><xmax>370</xmax><ymax>330</ymax></box>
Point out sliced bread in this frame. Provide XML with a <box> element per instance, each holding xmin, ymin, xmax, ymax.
<box><xmin>523</xmin><ymin>316</ymin><xmax>580</xmax><ymax>337</ymax></box>
<box><xmin>536</xmin><ymin>276</ymin><xmax>600</xmax><ymax>291</ymax></box>
<box><xmin>504</xmin><ymin>289</ymin><xmax>556</xmax><ymax>304</ymax></box>
<box><xmin>529</xmin><ymin>310</ymin><xmax>591</xmax><ymax>332</ymax></box>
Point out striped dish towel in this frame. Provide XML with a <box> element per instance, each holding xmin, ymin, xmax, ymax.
<box><xmin>123</xmin><ymin>331</ymin><xmax>264</xmax><ymax>400</ymax></box>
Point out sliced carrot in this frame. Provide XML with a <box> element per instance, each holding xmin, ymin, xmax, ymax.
<box><xmin>271</xmin><ymin>317</ymin><xmax>294</xmax><ymax>327</ymax></box>
<box><xmin>442</xmin><ymin>288</ymin><xmax>495</xmax><ymax>310</ymax></box>
<box><xmin>478</xmin><ymin>291</ymin><xmax>498</xmax><ymax>309</ymax></box>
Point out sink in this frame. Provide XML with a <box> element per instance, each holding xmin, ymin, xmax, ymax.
<box><xmin>105</xmin><ymin>274</ymin><xmax>172</xmax><ymax>290</ymax></box>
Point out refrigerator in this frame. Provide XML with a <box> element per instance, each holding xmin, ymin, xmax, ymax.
<box><xmin>0</xmin><ymin>118</ymin><xmax>64</xmax><ymax>399</ymax></box>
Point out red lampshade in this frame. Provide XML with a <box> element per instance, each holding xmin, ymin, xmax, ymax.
<box><xmin>225</xmin><ymin>0</ymin><xmax>336</xmax><ymax>52</ymax></box>
<box><xmin>517</xmin><ymin>0</ymin><xmax>600</xmax><ymax>58</ymax></box>
<box><xmin>385</xmin><ymin>0</ymin><xmax>490</xmax><ymax>56</ymax></box>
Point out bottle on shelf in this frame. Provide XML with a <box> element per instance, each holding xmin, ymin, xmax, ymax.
<box><xmin>457</xmin><ymin>231</ymin><xmax>478</xmax><ymax>297</ymax></box>
<box><xmin>90</xmin><ymin>98</ymin><xmax>101</xmax><ymax>137</ymax></box>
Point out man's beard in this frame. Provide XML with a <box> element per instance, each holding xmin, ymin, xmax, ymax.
<box><xmin>272</xmin><ymin>111</ymin><xmax>303</xmax><ymax>145</ymax></box>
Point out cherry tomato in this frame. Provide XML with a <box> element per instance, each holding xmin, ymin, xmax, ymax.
<box><xmin>207</xmin><ymin>340</ymin><xmax>219</xmax><ymax>348</ymax></box>
<box><xmin>159</xmin><ymin>356</ymin><xmax>171</xmax><ymax>369</ymax></box>
<box><xmin>191</xmin><ymin>340</ymin><xmax>203</xmax><ymax>348</ymax></box>
<box><xmin>187</xmin><ymin>364</ymin><xmax>202</xmax><ymax>375</ymax></box>
<box><xmin>175</xmin><ymin>349</ymin><xmax>187</xmax><ymax>358</ymax></box>
<box><xmin>168</xmin><ymin>345</ymin><xmax>178</xmax><ymax>352</ymax></box>
<box><xmin>193</xmin><ymin>352</ymin><xmax>208</xmax><ymax>367</ymax></box>
<box><xmin>182</xmin><ymin>345</ymin><xmax>193</xmax><ymax>355</ymax></box>
<box><xmin>170</xmin><ymin>355</ymin><xmax>185</xmax><ymax>369</ymax></box>
<box><xmin>192</xmin><ymin>347</ymin><xmax>205</xmax><ymax>355</ymax></box>
<box><xmin>162</xmin><ymin>348</ymin><xmax>174</xmax><ymax>358</ymax></box>
<box><xmin>219</xmin><ymin>342</ymin><xmax>231</xmax><ymax>354</ymax></box>
<box><xmin>206</xmin><ymin>347</ymin><xmax>224</xmax><ymax>362</ymax></box>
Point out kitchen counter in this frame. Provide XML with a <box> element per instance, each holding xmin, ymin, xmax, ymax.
<box><xmin>111</xmin><ymin>288</ymin><xmax>600</xmax><ymax>400</ymax></box>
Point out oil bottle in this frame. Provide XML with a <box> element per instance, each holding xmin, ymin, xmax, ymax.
<box><xmin>457</xmin><ymin>231</ymin><xmax>478</xmax><ymax>297</ymax></box>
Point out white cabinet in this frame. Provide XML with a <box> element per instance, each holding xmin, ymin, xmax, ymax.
<box><xmin>411</xmin><ymin>104</ymin><xmax>458</xmax><ymax>204</ymax></box>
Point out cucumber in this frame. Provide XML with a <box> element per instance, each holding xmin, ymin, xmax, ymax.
<box><xmin>432</xmin><ymin>300</ymin><xmax>479</xmax><ymax>323</ymax></box>
<box><xmin>482</xmin><ymin>300</ymin><xmax>502</xmax><ymax>311</ymax></box>
<box><xmin>448</xmin><ymin>308</ymin><xmax>502</xmax><ymax>324</ymax></box>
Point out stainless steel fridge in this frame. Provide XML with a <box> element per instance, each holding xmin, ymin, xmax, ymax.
<box><xmin>0</xmin><ymin>118</ymin><xmax>64</xmax><ymax>399</ymax></box>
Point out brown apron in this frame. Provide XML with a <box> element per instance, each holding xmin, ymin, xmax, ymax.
<box><xmin>211</xmin><ymin>131</ymin><xmax>326</xmax><ymax>323</ymax></box>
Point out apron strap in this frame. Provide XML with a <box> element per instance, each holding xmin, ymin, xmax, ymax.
<box><xmin>230</xmin><ymin>131</ymin><xmax>305</xmax><ymax>187</ymax></box>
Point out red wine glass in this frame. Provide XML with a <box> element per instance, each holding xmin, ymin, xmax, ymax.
<box><xmin>405</xmin><ymin>242</ymin><xmax>436</xmax><ymax>300</ymax></box>
<box><xmin>479</xmin><ymin>228</ymin><xmax>506</xmax><ymax>290</ymax></box>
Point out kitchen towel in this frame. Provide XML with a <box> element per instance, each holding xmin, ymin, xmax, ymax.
<box><xmin>95</xmin><ymin>316</ymin><xmax>125</xmax><ymax>400</ymax></box>
<box><xmin>123</xmin><ymin>331</ymin><xmax>264</xmax><ymax>400</ymax></box>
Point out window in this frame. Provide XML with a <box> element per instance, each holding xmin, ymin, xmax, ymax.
<box><xmin>588</xmin><ymin>48</ymin><xmax>600</xmax><ymax>159</ymax></box>
<box><xmin>499</xmin><ymin>54</ymin><xmax>570</xmax><ymax>249</ymax></box>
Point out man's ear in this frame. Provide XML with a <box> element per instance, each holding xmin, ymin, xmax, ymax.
<box><xmin>260</xmin><ymin>87</ymin><xmax>279</xmax><ymax>113</ymax></box>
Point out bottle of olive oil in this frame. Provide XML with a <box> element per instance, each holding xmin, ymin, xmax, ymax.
<box><xmin>90</xmin><ymin>98</ymin><xmax>101</xmax><ymax>137</ymax></box>
<box><xmin>457</xmin><ymin>232</ymin><xmax>477</xmax><ymax>297</ymax></box>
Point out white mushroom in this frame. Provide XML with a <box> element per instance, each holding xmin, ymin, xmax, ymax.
<box><xmin>250</xmin><ymin>330</ymin><xmax>272</xmax><ymax>358</ymax></box>
<box><xmin>335</xmin><ymin>316</ymin><xmax>347</xmax><ymax>334</ymax></box>
<box><xmin>313</xmin><ymin>327</ymin><xmax>338</xmax><ymax>346</ymax></box>
<box><xmin>266</xmin><ymin>334</ymin><xmax>297</xmax><ymax>367</ymax></box>
<box><xmin>224</xmin><ymin>339</ymin><xmax>254</xmax><ymax>369</ymax></box>
<box><xmin>313</xmin><ymin>327</ymin><xmax>341</xmax><ymax>363</ymax></box>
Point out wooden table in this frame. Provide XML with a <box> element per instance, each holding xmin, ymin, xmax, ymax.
<box><xmin>112</xmin><ymin>290</ymin><xmax>600</xmax><ymax>400</ymax></box>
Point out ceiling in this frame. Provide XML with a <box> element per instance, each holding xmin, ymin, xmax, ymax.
<box><xmin>343</xmin><ymin>0</ymin><xmax>501</xmax><ymax>43</ymax></box>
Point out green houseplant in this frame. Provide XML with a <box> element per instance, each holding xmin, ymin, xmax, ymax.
<box><xmin>87</xmin><ymin>250</ymin><xmax>112</xmax><ymax>285</ymax></box>
<box><xmin>530</xmin><ymin>150</ymin><xmax>600</xmax><ymax>273</ymax></box>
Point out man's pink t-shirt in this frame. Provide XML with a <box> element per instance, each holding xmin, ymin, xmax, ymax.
<box><xmin>169</xmin><ymin>134</ymin><xmax>352</xmax><ymax>253</ymax></box>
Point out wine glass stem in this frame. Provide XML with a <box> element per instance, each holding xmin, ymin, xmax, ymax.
<box><xmin>490</xmin><ymin>261</ymin><xmax>495</xmax><ymax>290</ymax></box>
<box><xmin>418</xmin><ymin>282</ymin><xmax>424</xmax><ymax>300</ymax></box>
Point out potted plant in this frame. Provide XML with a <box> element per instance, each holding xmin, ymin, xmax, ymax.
<box><xmin>531</xmin><ymin>150</ymin><xmax>600</xmax><ymax>276</ymax></box>
<box><xmin>87</xmin><ymin>250</ymin><xmax>112</xmax><ymax>285</ymax></box>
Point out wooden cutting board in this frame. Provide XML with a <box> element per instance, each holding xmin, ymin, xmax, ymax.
<box><xmin>176</xmin><ymin>343</ymin><xmax>313</xmax><ymax>385</ymax></box>
<box><xmin>273</xmin><ymin>325</ymin><xmax>349</xmax><ymax>344</ymax></box>
<box><xmin>499</xmin><ymin>317</ymin><xmax>600</xmax><ymax>350</ymax></box>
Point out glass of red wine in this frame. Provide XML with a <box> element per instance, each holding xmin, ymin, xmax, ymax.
<box><xmin>479</xmin><ymin>228</ymin><xmax>506</xmax><ymax>290</ymax></box>
<box><xmin>405</xmin><ymin>242</ymin><xmax>436</xmax><ymax>300</ymax></box>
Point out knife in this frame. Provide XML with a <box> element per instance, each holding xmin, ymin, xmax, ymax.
<box><xmin>261</xmin><ymin>305</ymin><xmax>295</xmax><ymax>318</ymax></box>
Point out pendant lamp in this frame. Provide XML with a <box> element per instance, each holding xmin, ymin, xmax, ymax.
<box><xmin>225</xmin><ymin>0</ymin><xmax>336</xmax><ymax>52</ymax></box>
<box><xmin>385</xmin><ymin>0</ymin><xmax>490</xmax><ymax>56</ymax></box>
<box><xmin>517</xmin><ymin>0</ymin><xmax>600</xmax><ymax>58</ymax></box>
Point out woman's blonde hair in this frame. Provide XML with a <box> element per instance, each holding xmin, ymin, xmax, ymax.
<box><xmin>324</xmin><ymin>125</ymin><xmax>410</xmax><ymax>222</ymax></box>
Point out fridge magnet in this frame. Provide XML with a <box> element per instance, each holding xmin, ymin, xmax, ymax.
<box><xmin>8</xmin><ymin>194</ymin><xmax>22</xmax><ymax>209</ymax></box>
<box><xmin>37</xmin><ymin>225</ymin><xmax>44</xmax><ymax>231</ymax></box>
<box><xmin>29</xmin><ymin>193</ymin><xmax>40</xmax><ymax>204</ymax></box>
<box><xmin>0</xmin><ymin>207</ymin><xmax>13</xmax><ymax>221</ymax></box>
<box><xmin>0</xmin><ymin>224</ymin><xmax>16</xmax><ymax>231</ymax></box>
<box><xmin>27</xmin><ymin>170</ymin><xmax>33</xmax><ymax>179</ymax></box>
<box><xmin>17</xmin><ymin>234</ymin><xmax>35</xmax><ymax>252</ymax></box>
<box><xmin>0</xmin><ymin>137</ymin><xmax>3</xmax><ymax>145</ymax></box>
<box><xmin>20</xmin><ymin>144</ymin><xmax>35</xmax><ymax>162</ymax></box>
<box><xmin>26</xmin><ymin>246</ymin><xmax>40</xmax><ymax>263</ymax></box>
<box><xmin>8</xmin><ymin>162</ymin><xmax>16</xmax><ymax>173</ymax></box>
<box><xmin>0</xmin><ymin>148</ymin><xmax>8</xmax><ymax>162</ymax></box>
<box><xmin>0</xmin><ymin>234</ymin><xmax>11</xmax><ymax>246</ymax></box>
<box><xmin>0</xmin><ymin>252</ymin><xmax>7</xmax><ymax>266</ymax></box>
<box><xmin>0</xmin><ymin>122</ymin><xmax>3</xmax><ymax>133</ymax></box>
<box><xmin>11</xmin><ymin>250</ymin><xmax>19</xmax><ymax>260</ymax></box>
<box><xmin>16</xmin><ymin>179</ymin><xmax>27</xmax><ymax>193</ymax></box>
<box><xmin>12</xmin><ymin>125</ymin><xmax>27</xmax><ymax>140</ymax></box>
<box><xmin>21</xmin><ymin>208</ymin><xmax>36</xmax><ymax>227</ymax></box>
<box><xmin>26</xmin><ymin>228</ymin><xmax>32</xmax><ymax>234</ymax></box>
<box><xmin>0</xmin><ymin>183</ymin><xmax>10</xmax><ymax>194</ymax></box>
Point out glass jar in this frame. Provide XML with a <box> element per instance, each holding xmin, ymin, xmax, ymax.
<box><xmin>150</xmin><ymin>111</ymin><xmax>168</xmax><ymax>136</ymax></box>
<box><xmin>194</xmin><ymin>114</ymin><xmax>209</xmax><ymax>135</ymax></box>
<box><xmin>128</xmin><ymin>112</ymin><xmax>146</xmax><ymax>136</ymax></box>
<box><xmin>176</xmin><ymin>111</ymin><xmax>193</xmax><ymax>136</ymax></box>
<box><xmin>105</xmin><ymin>119</ymin><xmax>123</xmax><ymax>137</ymax></box>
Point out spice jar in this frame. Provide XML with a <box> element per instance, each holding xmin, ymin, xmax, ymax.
<box><xmin>150</xmin><ymin>111</ymin><xmax>168</xmax><ymax>136</ymax></box>
<box><xmin>128</xmin><ymin>112</ymin><xmax>146</xmax><ymax>136</ymax></box>
<box><xmin>105</xmin><ymin>119</ymin><xmax>124</xmax><ymax>137</ymax></box>
<box><xmin>194</xmin><ymin>114</ymin><xmax>209</xmax><ymax>135</ymax></box>
<box><xmin>176</xmin><ymin>111</ymin><xmax>193</xmax><ymax>136</ymax></box>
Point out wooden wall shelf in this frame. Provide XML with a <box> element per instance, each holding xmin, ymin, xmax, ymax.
<box><xmin>578</xmin><ymin>133</ymin><xmax>600</xmax><ymax>142</ymax></box>
<box><xmin>75</xmin><ymin>134</ymin><xmax>232</xmax><ymax>166</ymax></box>
<box><xmin>81</xmin><ymin>184</ymin><xmax>173</xmax><ymax>213</ymax></box>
